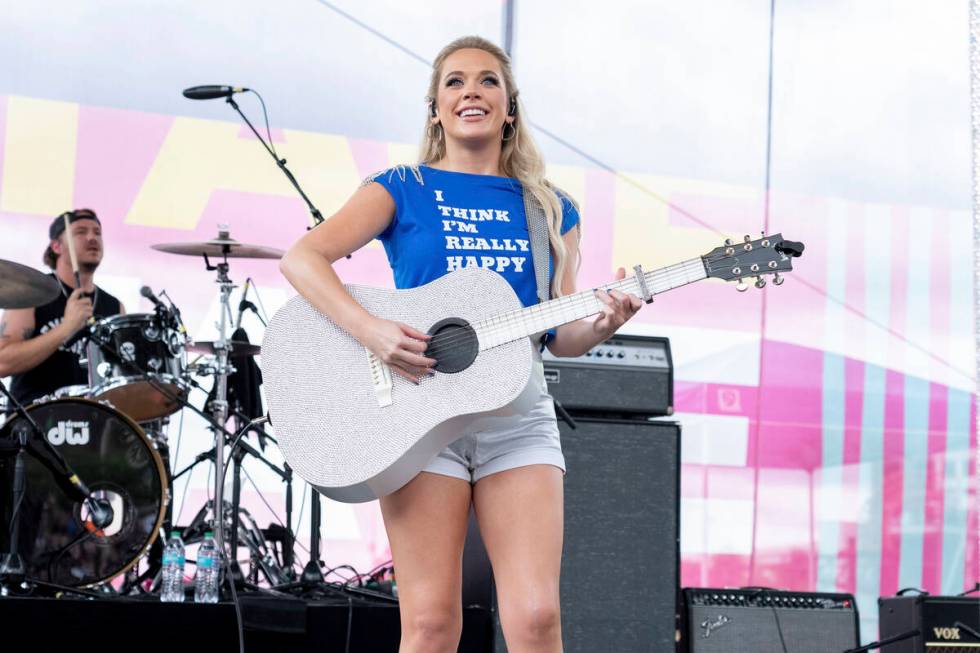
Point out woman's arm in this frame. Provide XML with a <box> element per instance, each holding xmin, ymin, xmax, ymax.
<box><xmin>546</xmin><ymin>225</ymin><xmax>643</xmax><ymax>358</ymax></box>
<box><xmin>279</xmin><ymin>183</ymin><xmax>435</xmax><ymax>382</ymax></box>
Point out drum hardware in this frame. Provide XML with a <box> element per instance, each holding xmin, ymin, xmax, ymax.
<box><xmin>148</xmin><ymin>228</ymin><xmax>303</xmax><ymax>602</ymax></box>
<box><xmin>186</xmin><ymin>340</ymin><xmax>261</xmax><ymax>358</ymax></box>
<box><xmin>150</xmin><ymin>226</ymin><xmax>285</xmax><ymax>557</ymax></box>
<box><xmin>202</xmin><ymin>239</ymin><xmax>235</xmax><ymax>556</ymax></box>
<box><xmin>167</xmin><ymin>412</ymin><xmax>293</xmax><ymax>587</ymax></box>
<box><xmin>228</xmin><ymin>501</ymin><xmax>291</xmax><ymax>586</ymax></box>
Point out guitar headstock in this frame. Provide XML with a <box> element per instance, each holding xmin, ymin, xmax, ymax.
<box><xmin>702</xmin><ymin>233</ymin><xmax>804</xmax><ymax>291</ymax></box>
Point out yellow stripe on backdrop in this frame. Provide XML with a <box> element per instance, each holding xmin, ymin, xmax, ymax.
<box><xmin>613</xmin><ymin>172</ymin><xmax>760</xmax><ymax>270</ymax></box>
<box><xmin>126</xmin><ymin>117</ymin><xmax>362</xmax><ymax>230</ymax></box>
<box><xmin>1</xmin><ymin>96</ymin><xmax>78</xmax><ymax>215</ymax></box>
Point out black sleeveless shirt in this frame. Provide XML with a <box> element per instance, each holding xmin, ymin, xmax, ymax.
<box><xmin>9</xmin><ymin>275</ymin><xmax>121</xmax><ymax>405</ymax></box>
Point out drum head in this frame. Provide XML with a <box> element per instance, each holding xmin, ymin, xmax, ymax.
<box><xmin>0</xmin><ymin>398</ymin><xmax>167</xmax><ymax>587</ymax></box>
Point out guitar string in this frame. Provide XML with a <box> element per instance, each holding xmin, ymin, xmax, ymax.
<box><xmin>472</xmin><ymin>248</ymin><xmax>782</xmax><ymax>349</ymax></box>
<box><xmin>422</xmin><ymin>248</ymin><xmax>781</xmax><ymax>359</ymax></box>
<box><xmin>422</xmin><ymin>260</ymin><xmax>697</xmax><ymax>354</ymax></box>
<box><xmin>476</xmin><ymin>259</ymin><xmax>706</xmax><ymax>347</ymax></box>
<box><xmin>480</xmin><ymin>260</ymin><xmax>700</xmax><ymax>339</ymax></box>
<box><xmin>423</xmin><ymin>258</ymin><xmax>706</xmax><ymax>356</ymax></box>
<box><xmin>420</xmin><ymin>258</ymin><xmax>709</xmax><ymax>358</ymax></box>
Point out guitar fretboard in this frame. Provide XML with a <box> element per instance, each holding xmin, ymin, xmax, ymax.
<box><xmin>476</xmin><ymin>257</ymin><xmax>707</xmax><ymax>349</ymax></box>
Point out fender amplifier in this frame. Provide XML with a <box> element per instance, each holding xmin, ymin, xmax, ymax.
<box><xmin>879</xmin><ymin>595</ymin><xmax>980</xmax><ymax>651</ymax></box>
<box><xmin>680</xmin><ymin>588</ymin><xmax>860</xmax><ymax>653</ymax></box>
<box><xmin>541</xmin><ymin>334</ymin><xmax>673</xmax><ymax>417</ymax></box>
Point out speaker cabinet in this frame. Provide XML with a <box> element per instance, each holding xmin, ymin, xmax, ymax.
<box><xmin>463</xmin><ymin>417</ymin><xmax>680</xmax><ymax>652</ymax></box>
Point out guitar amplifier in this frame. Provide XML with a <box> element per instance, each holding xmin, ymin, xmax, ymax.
<box><xmin>680</xmin><ymin>588</ymin><xmax>860</xmax><ymax>653</ymax></box>
<box><xmin>541</xmin><ymin>334</ymin><xmax>673</xmax><ymax>417</ymax></box>
<box><xmin>879</xmin><ymin>595</ymin><xmax>980</xmax><ymax>651</ymax></box>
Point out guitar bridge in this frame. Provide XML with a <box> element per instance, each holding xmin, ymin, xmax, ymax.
<box><xmin>367</xmin><ymin>350</ymin><xmax>393</xmax><ymax>407</ymax></box>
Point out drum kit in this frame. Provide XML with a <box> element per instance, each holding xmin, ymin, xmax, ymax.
<box><xmin>0</xmin><ymin>228</ymin><xmax>312</xmax><ymax>596</ymax></box>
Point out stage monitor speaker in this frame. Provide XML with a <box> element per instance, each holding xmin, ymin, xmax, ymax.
<box><xmin>463</xmin><ymin>417</ymin><xmax>680</xmax><ymax>652</ymax></box>
<box><xmin>680</xmin><ymin>588</ymin><xmax>859</xmax><ymax>653</ymax></box>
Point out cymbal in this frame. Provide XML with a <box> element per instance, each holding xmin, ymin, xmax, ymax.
<box><xmin>186</xmin><ymin>340</ymin><xmax>261</xmax><ymax>358</ymax></box>
<box><xmin>151</xmin><ymin>234</ymin><xmax>284</xmax><ymax>260</ymax></box>
<box><xmin>0</xmin><ymin>260</ymin><xmax>60</xmax><ymax>309</ymax></box>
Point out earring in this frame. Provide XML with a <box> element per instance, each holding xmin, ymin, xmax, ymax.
<box><xmin>431</xmin><ymin>122</ymin><xmax>443</xmax><ymax>140</ymax></box>
<box><xmin>502</xmin><ymin>121</ymin><xmax>516</xmax><ymax>141</ymax></box>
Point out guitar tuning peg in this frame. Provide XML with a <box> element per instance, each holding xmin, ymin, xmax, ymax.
<box><xmin>773</xmin><ymin>273</ymin><xmax>784</xmax><ymax>286</ymax></box>
<box><xmin>724</xmin><ymin>238</ymin><xmax>733</xmax><ymax>246</ymax></box>
<box><xmin>736</xmin><ymin>279</ymin><xmax>748</xmax><ymax>292</ymax></box>
<box><xmin>755</xmin><ymin>277</ymin><xmax>766</xmax><ymax>289</ymax></box>
<box><xmin>744</xmin><ymin>235</ymin><xmax>751</xmax><ymax>242</ymax></box>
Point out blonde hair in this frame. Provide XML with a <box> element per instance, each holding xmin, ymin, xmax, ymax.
<box><xmin>420</xmin><ymin>35</ymin><xmax>579</xmax><ymax>298</ymax></box>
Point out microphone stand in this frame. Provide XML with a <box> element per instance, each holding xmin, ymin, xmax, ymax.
<box><xmin>224</xmin><ymin>96</ymin><xmax>327</xmax><ymax>231</ymax></box>
<box><xmin>843</xmin><ymin>629</ymin><xmax>919</xmax><ymax>653</ymax></box>
<box><xmin>235</xmin><ymin>280</ymin><xmax>266</xmax><ymax>331</ymax></box>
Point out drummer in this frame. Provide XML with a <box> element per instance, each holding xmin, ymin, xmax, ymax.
<box><xmin>0</xmin><ymin>209</ymin><xmax>124</xmax><ymax>405</ymax></box>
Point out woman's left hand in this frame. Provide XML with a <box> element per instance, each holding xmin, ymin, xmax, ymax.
<box><xmin>592</xmin><ymin>267</ymin><xmax>644</xmax><ymax>339</ymax></box>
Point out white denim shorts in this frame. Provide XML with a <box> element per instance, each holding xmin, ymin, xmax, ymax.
<box><xmin>422</xmin><ymin>351</ymin><xmax>565</xmax><ymax>484</ymax></box>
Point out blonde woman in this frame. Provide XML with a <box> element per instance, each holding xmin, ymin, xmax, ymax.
<box><xmin>280</xmin><ymin>36</ymin><xmax>642</xmax><ymax>652</ymax></box>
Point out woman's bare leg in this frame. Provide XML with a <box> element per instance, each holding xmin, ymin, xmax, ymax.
<box><xmin>380</xmin><ymin>471</ymin><xmax>473</xmax><ymax>653</ymax></box>
<box><xmin>473</xmin><ymin>464</ymin><xmax>564</xmax><ymax>653</ymax></box>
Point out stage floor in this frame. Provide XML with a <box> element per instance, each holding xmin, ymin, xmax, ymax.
<box><xmin>0</xmin><ymin>591</ymin><xmax>493</xmax><ymax>652</ymax></box>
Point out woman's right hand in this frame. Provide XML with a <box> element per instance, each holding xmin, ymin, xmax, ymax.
<box><xmin>357</xmin><ymin>317</ymin><xmax>436</xmax><ymax>383</ymax></box>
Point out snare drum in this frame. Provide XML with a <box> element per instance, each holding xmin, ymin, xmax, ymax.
<box><xmin>0</xmin><ymin>398</ymin><xmax>168</xmax><ymax>587</ymax></box>
<box><xmin>86</xmin><ymin>313</ymin><xmax>187</xmax><ymax>422</ymax></box>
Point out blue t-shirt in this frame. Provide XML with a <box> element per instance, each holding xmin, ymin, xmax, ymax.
<box><xmin>368</xmin><ymin>164</ymin><xmax>580</xmax><ymax>309</ymax></box>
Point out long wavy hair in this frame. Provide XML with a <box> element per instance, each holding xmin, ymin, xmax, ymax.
<box><xmin>419</xmin><ymin>36</ymin><xmax>579</xmax><ymax>298</ymax></box>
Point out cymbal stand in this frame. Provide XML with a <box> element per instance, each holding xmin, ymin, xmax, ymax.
<box><xmin>202</xmin><ymin>243</ymin><xmax>236</xmax><ymax>555</ymax></box>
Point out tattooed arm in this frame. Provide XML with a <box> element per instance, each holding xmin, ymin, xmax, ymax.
<box><xmin>0</xmin><ymin>305</ymin><xmax>74</xmax><ymax>377</ymax></box>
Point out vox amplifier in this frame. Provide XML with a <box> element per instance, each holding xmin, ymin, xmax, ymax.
<box><xmin>879</xmin><ymin>595</ymin><xmax>980</xmax><ymax>652</ymax></box>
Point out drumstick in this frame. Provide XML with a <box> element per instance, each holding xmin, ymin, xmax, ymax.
<box><xmin>62</xmin><ymin>213</ymin><xmax>96</xmax><ymax>327</ymax></box>
<box><xmin>62</xmin><ymin>212</ymin><xmax>82</xmax><ymax>290</ymax></box>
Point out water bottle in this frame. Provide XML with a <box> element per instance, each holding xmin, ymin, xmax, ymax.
<box><xmin>194</xmin><ymin>531</ymin><xmax>220</xmax><ymax>603</ymax></box>
<box><xmin>160</xmin><ymin>530</ymin><xmax>185</xmax><ymax>602</ymax></box>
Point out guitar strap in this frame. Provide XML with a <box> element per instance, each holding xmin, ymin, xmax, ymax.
<box><xmin>522</xmin><ymin>188</ymin><xmax>551</xmax><ymax>305</ymax></box>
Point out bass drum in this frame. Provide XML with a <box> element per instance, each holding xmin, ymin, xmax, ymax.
<box><xmin>0</xmin><ymin>398</ymin><xmax>167</xmax><ymax>587</ymax></box>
